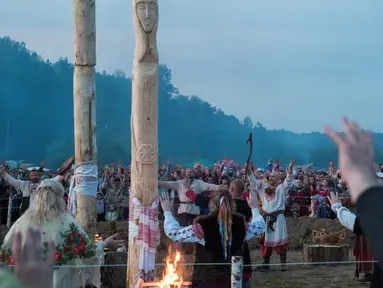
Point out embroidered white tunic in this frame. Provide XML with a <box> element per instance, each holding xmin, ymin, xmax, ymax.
<box><xmin>163</xmin><ymin>208</ymin><xmax>265</xmax><ymax>244</ymax></box>
<box><xmin>2</xmin><ymin>172</ymin><xmax>63</xmax><ymax>208</ymax></box>
<box><xmin>159</xmin><ymin>179</ymin><xmax>220</xmax><ymax>215</ymax></box>
<box><xmin>332</xmin><ymin>203</ymin><xmax>356</xmax><ymax>231</ymax></box>
<box><xmin>1</xmin><ymin>213</ymin><xmax>104</xmax><ymax>288</ymax></box>
<box><xmin>249</xmin><ymin>171</ymin><xmax>293</xmax><ymax>247</ymax></box>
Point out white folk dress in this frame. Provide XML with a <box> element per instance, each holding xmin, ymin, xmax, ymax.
<box><xmin>249</xmin><ymin>172</ymin><xmax>293</xmax><ymax>247</ymax></box>
<box><xmin>159</xmin><ymin>179</ymin><xmax>221</xmax><ymax>216</ymax></box>
<box><xmin>1</xmin><ymin>213</ymin><xmax>104</xmax><ymax>288</ymax></box>
<box><xmin>162</xmin><ymin>207</ymin><xmax>265</xmax><ymax>244</ymax></box>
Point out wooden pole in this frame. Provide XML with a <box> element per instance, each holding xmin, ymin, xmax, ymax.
<box><xmin>128</xmin><ymin>0</ymin><xmax>159</xmax><ymax>286</ymax></box>
<box><xmin>72</xmin><ymin>0</ymin><xmax>97</xmax><ymax>235</ymax></box>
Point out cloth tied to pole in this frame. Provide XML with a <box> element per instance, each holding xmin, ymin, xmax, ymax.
<box><xmin>129</xmin><ymin>192</ymin><xmax>160</xmax><ymax>285</ymax></box>
<box><xmin>73</xmin><ymin>161</ymin><xmax>98</xmax><ymax>197</ymax></box>
<box><xmin>67</xmin><ymin>175</ymin><xmax>76</xmax><ymax>217</ymax></box>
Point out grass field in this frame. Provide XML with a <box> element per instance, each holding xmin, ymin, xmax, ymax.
<box><xmin>249</xmin><ymin>250</ymin><xmax>369</xmax><ymax>287</ymax></box>
<box><xmin>154</xmin><ymin>248</ymin><xmax>371</xmax><ymax>288</ymax></box>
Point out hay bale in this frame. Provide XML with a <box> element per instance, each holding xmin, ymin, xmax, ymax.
<box><xmin>287</xmin><ymin>216</ymin><xmax>355</xmax><ymax>249</ymax></box>
<box><xmin>246</xmin><ymin>216</ymin><xmax>355</xmax><ymax>251</ymax></box>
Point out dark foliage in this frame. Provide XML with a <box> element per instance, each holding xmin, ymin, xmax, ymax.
<box><xmin>0</xmin><ymin>37</ymin><xmax>382</xmax><ymax>168</ymax></box>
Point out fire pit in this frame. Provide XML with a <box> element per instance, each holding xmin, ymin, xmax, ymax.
<box><xmin>140</xmin><ymin>283</ymin><xmax>191</xmax><ymax>287</ymax></box>
<box><xmin>140</xmin><ymin>247</ymin><xmax>191</xmax><ymax>288</ymax></box>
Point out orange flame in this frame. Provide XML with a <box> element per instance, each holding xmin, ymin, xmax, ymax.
<box><xmin>157</xmin><ymin>246</ymin><xmax>183</xmax><ymax>288</ymax></box>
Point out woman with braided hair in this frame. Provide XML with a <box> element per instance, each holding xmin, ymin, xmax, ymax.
<box><xmin>160</xmin><ymin>188</ymin><xmax>265</xmax><ymax>288</ymax></box>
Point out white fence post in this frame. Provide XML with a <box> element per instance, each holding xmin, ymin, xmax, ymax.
<box><xmin>231</xmin><ymin>256</ymin><xmax>243</xmax><ymax>287</ymax></box>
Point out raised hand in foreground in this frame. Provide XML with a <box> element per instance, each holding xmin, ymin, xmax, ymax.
<box><xmin>327</xmin><ymin>191</ymin><xmax>342</xmax><ymax>211</ymax></box>
<box><xmin>160</xmin><ymin>191</ymin><xmax>172</xmax><ymax>212</ymax></box>
<box><xmin>13</xmin><ymin>228</ymin><xmax>55</xmax><ymax>288</ymax></box>
<box><xmin>103</xmin><ymin>233</ymin><xmax>126</xmax><ymax>250</ymax></box>
<box><xmin>324</xmin><ymin>117</ymin><xmax>379</xmax><ymax>202</ymax></box>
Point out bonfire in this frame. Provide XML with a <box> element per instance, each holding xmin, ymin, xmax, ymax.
<box><xmin>157</xmin><ymin>246</ymin><xmax>189</xmax><ymax>288</ymax></box>
<box><xmin>140</xmin><ymin>246</ymin><xmax>191</xmax><ymax>287</ymax></box>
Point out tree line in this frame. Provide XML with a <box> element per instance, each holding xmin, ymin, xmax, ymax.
<box><xmin>1</xmin><ymin>37</ymin><xmax>382</xmax><ymax>169</ymax></box>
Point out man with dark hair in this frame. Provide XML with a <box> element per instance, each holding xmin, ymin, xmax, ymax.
<box><xmin>159</xmin><ymin>168</ymin><xmax>221</xmax><ymax>226</ymax></box>
<box><xmin>0</xmin><ymin>165</ymin><xmax>63</xmax><ymax>214</ymax></box>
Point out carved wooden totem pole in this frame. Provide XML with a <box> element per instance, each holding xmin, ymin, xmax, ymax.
<box><xmin>127</xmin><ymin>0</ymin><xmax>160</xmax><ymax>287</ymax></box>
<box><xmin>72</xmin><ymin>0</ymin><xmax>98</xmax><ymax>235</ymax></box>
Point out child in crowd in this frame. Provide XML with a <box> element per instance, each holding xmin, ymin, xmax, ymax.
<box><xmin>105</xmin><ymin>204</ymin><xmax>119</xmax><ymax>222</ymax></box>
<box><xmin>314</xmin><ymin>185</ymin><xmax>330</xmax><ymax>218</ymax></box>
<box><xmin>96</xmin><ymin>191</ymin><xmax>105</xmax><ymax>222</ymax></box>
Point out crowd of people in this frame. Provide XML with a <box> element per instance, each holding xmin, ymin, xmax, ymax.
<box><xmin>0</xmin><ymin>156</ymin><xmax>359</xmax><ymax>227</ymax></box>
<box><xmin>0</xmin><ymin>118</ymin><xmax>382</xmax><ymax>287</ymax></box>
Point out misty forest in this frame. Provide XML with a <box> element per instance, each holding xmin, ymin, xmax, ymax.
<box><xmin>1</xmin><ymin>37</ymin><xmax>382</xmax><ymax>168</ymax></box>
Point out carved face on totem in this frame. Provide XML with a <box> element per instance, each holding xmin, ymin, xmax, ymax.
<box><xmin>135</xmin><ymin>0</ymin><xmax>158</xmax><ymax>33</ymax></box>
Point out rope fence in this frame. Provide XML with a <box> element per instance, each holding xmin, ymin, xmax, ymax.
<box><xmin>3</xmin><ymin>259</ymin><xmax>377</xmax><ymax>268</ymax></box>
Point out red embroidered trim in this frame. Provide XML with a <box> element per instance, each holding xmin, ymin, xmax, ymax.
<box><xmin>243</xmin><ymin>273</ymin><xmax>252</xmax><ymax>279</ymax></box>
<box><xmin>191</xmin><ymin>223</ymin><xmax>204</xmax><ymax>240</ymax></box>
<box><xmin>263</xmin><ymin>238</ymin><xmax>288</xmax><ymax>247</ymax></box>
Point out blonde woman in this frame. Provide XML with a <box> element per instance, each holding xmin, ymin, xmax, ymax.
<box><xmin>0</xmin><ymin>179</ymin><xmax>124</xmax><ymax>288</ymax></box>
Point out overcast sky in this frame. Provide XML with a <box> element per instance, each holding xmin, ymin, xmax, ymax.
<box><xmin>0</xmin><ymin>0</ymin><xmax>382</xmax><ymax>132</ymax></box>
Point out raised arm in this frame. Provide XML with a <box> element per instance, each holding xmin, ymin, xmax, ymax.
<box><xmin>248</xmin><ymin>168</ymin><xmax>264</xmax><ymax>196</ymax></box>
<box><xmin>163</xmin><ymin>211</ymin><xmax>205</xmax><ymax>244</ymax></box>
<box><xmin>333</xmin><ymin>203</ymin><xmax>356</xmax><ymax>231</ymax></box>
<box><xmin>244</xmin><ymin>190</ymin><xmax>265</xmax><ymax>240</ymax></box>
<box><xmin>201</xmin><ymin>181</ymin><xmax>220</xmax><ymax>192</ymax></box>
<box><xmin>158</xmin><ymin>180</ymin><xmax>179</xmax><ymax>191</ymax></box>
<box><xmin>160</xmin><ymin>191</ymin><xmax>205</xmax><ymax>244</ymax></box>
<box><xmin>281</xmin><ymin>175</ymin><xmax>294</xmax><ymax>194</ymax></box>
<box><xmin>328</xmin><ymin>192</ymin><xmax>356</xmax><ymax>231</ymax></box>
<box><xmin>245</xmin><ymin>207</ymin><xmax>265</xmax><ymax>240</ymax></box>
<box><xmin>52</xmin><ymin>175</ymin><xmax>64</xmax><ymax>182</ymax></box>
<box><xmin>0</xmin><ymin>170</ymin><xmax>27</xmax><ymax>190</ymax></box>
<box><xmin>281</xmin><ymin>160</ymin><xmax>295</xmax><ymax>196</ymax></box>
<box><xmin>159</xmin><ymin>162</ymin><xmax>171</xmax><ymax>181</ymax></box>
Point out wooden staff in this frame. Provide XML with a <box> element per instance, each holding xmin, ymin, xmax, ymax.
<box><xmin>245</xmin><ymin>132</ymin><xmax>253</xmax><ymax>181</ymax></box>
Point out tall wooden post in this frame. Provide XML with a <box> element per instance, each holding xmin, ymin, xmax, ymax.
<box><xmin>128</xmin><ymin>0</ymin><xmax>159</xmax><ymax>286</ymax></box>
<box><xmin>72</xmin><ymin>0</ymin><xmax>97</xmax><ymax>235</ymax></box>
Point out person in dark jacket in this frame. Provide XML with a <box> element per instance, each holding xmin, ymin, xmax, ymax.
<box><xmin>325</xmin><ymin>117</ymin><xmax>383</xmax><ymax>279</ymax></box>
<box><xmin>328</xmin><ymin>192</ymin><xmax>380</xmax><ymax>287</ymax></box>
<box><xmin>0</xmin><ymin>176</ymin><xmax>8</xmax><ymax>225</ymax></box>
<box><xmin>161</xmin><ymin>188</ymin><xmax>265</xmax><ymax>288</ymax></box>
<box><xmin>187</xmin><ymin>179</ymin><xmax>253</xmax><ymax>287</ymax></box>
